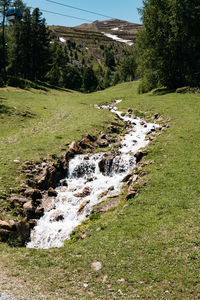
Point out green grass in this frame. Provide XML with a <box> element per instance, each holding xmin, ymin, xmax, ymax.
<box><xmin>0</xmin><ymin>81</ymin><xmax>200</xmax><ymax>299</ymax></box>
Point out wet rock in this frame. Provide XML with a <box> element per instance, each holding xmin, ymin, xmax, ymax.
<box><xmin>78</xmin><ymin>199</ymin><xmax>90</xmax><ymax>213</ymax></box>
<box><xmin>42</xmin><ymin>197</ymin><xmax>55</xmax><ymax>212</ymax></box>
<box><xmin>83</xmin><ymin>187</ymin><xmax>90</xmax><ymax>196</ymax></box>
<box><xmin>36</xmin><ymin>162</ymin><xmax>63</xmax><ymax>190</ymax></box>
<box><xmin>98</xmin><ymin>190</ymin><xmax>108</xmax><ymax>200</ymax></box>
<box><xmin>50</xmin><ymin>211</ymin><xmax>64</xmax><ymax>222</ymax></box>
<box><xmin>60</xmin><ymin>179</ymin><xmax>68</xmax><ymax>187</ymax></box>
<box><xmin>98</xmin><ymin>153</ymin><xmax>115</xmax><ymax>174</ymax></box>
<box><xmin>48</xmin><ymin>187</ymin><xmax>58</xmax><ymax>197</ymax></box>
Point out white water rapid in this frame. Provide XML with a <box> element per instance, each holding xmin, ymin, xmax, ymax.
<box><xmin>27</xmin><ymin>100</ymin><xmax>159</xmax><ymax>249</ymax></box>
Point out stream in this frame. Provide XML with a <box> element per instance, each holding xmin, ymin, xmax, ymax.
<box><xmin>27</xmin><ymin>100</ymin><xmax>159</xmax><ymax>249</ymax></box>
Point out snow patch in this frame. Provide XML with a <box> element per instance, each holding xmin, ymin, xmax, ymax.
<box><xmin>59</xmin><ymin>37</ymin><xmax>66</xmax><ymax>43</ymax></box>
<box><xmin>102</xmin><ymin>32</ymin><xmax>133</xmax><ymax>46</ymax></box>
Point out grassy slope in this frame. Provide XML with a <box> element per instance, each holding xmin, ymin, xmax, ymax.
<box><xmin>0</xmin><ymin>82</ymin><xmax>200</xmax><ymax>299</ymax></box>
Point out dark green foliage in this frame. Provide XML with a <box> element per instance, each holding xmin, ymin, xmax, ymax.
<box><xmin>136</xmin><ymin>0</ymin><xmax>200</xmax><ymax>92</ymax></box>
<box><xmin>120</xmin><ymin>55</ymin><xmax>136</xmax><ymax>81</ymax></box>
<box><xmin>83</xmin><ymin>67</ymin><xmax>98</xmax><ymax>92</ymax></box>
<box><xmin>105</xmin><ymin>49</ymin><xmax>115</xmax><ymax>69</ymax></box>
<box><xmin>62</xmin><ymin>64</ymin><xmax>82</xmax><ymax>91</ymax></box>
<box><xmin>7</xmin><ymin>7</ymin><xmax>50</xmax><ymax>82</ymax></box>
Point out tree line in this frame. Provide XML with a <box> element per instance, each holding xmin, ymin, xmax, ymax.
<box><xmin>136</xmin><ymin>0</ymin><xmax>200</xmax><ymax>92</ymax></box>
<box><xmin>0</xmin><ymin>0</ymin><xmax>136</xmax><ymax>92</ymax></box>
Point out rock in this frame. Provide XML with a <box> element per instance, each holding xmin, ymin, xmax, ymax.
<box><xmin>98</xmin><ymin>154</ymin><xmax>114</xmax><ymax>174</ymax></box>
<box><xmin>98</xmin><ymin>190</ymin><xmax>108</xmax><ymax>200</ymax></box>
<box><xmin>60</xmin><ymin>179</ymin><xmax>68</xmax><ymax>186</ymax></box>
<box><xmin>82</xmin><ymin>187</ymin><xmax>90</xmax><ymax>196</ymax></box>
<box><xmin>50</xmin><ymin>211</ymin><xmax>64</xmax><ymax>222</ymax></box>
<box><xmin>91</xmin><ymin>261</ymin><xmax>102</xmax><ymax>271</ymax></box>
<box><xmin>48</xmin><ymin>187</ymin><xmax>58</xmax><ymax>197</ymax></box>
<box><xmin>7</xmin><ymin>196</ymin><xmax>27</xmax><ymax>207</ymax></box>
<box><xmin>23</xmin><ymin>200</ymin><xmax>35</xmax><ymax>211</ymax></box>
<box><xmin>154</xmin><ymin>113</ymin><xmax>159</xmax><ymax>119</ymax></box>
<box><xmin>134</xmin><ymin>150</ymin><xmax>148</xmax><ymax>163</ymax></box>
<box><xmin>97</xmin><ymin>139</ymin><xmax>109</xmax><ymax>148</ymax></box>
<box><xmin>35</xmin><ymin>207</ymin><xmax>44</xmax><ymax>218</ymax></box>
<box><xmin>107</xmin><ymin>124</ymin><xmax>120</xmax><ymax>134</ymax></box>
<box><xmin>85</xmin><ymin>134</ymin><xmax>97</xmax><ymax>142</ymax></box>
<box><xmin>128</xmin><ymin>108</ymin><xmax>133</xmax><ymax>113</ymax></box>
<box><xmin>42</xmin><ymin>197</ymin><xmax>55</xmax><ymax>212</ymax></box>
<box><xmin>0</xmin><ymin>220</ymin><xmax>13</xmax><ymax>230</ymax></box>
<box><xmin>15</xmin><ymin>221</ymin><xmax>31</xmax><ymax>242</ymax></box>
<box><xmin>117</xmin><ymin>278</ymin><xmax>125</xmax><ymax>284</ymax></box>
<box><xmin>122</xmin><ymin>172</ymin><xmax>133</xmax><ymax>183</ymax></box>
<box><xmin>79</xmin><ymin>139</ymin><xmax>93</xmax><ymax>150</ymax></box>
<box><xmin>69</xmin><ymin>141</ymin><xmax>83</xmax><ymax>154</ymax></box>
<box><xmin>37</xmin><ymin>164</ymin><xmax>62</xmax><ymax>190</ymax></box>
<box><xmin>126</xmin><ymin>189</ymin><xmax>137</xmax><ymax>200</ymax></box>
<box><xmin>78</xmin><ymin>199</ymin><xmax>90</xmax><ymax>213</ymax></box>
<box><xmin>24</xmin><ymin>189</ymin><xmax>42</xmax><ymax>201</ymax></box>
<box><xmin>64</xmin><ymin>149</ymin><xmax>75</xmax><ymax>160</ymax></box>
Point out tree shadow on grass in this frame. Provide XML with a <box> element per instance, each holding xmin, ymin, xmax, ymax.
<box><xmin>152</xmin><ymin>88</ymin><xmax>175</xmax><ymax>96</ymax></box>
<box><xmin>0</xmin><ymin>100</ymin><xmax>13</xmax><ymax>115</ymax></box>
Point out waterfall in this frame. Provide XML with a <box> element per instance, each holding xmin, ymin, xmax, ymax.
<box><xmin>27</xmin><ymin>100</ymin><xmax>159</xmax><ymax>249</ymax></box>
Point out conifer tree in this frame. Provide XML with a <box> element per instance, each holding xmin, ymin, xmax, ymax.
<box><xmin>136</xmin><ymin>0</ymin><xmax>200</xmax><ymax>92</ymax></box>
<box><xmin>0</xmin><ymin>0</ymin><xmax>11</xmax><ymax>80</ymax></box>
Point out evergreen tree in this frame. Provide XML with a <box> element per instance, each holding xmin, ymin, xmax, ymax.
<box><xmin>31</xmin><ymin>8</ymin><xmax>50</xmax><ymax>81</ymax></box>
<box><xmin>46</xmin><ymin>41</ymin><xmax>66</xmax><ymax>86</ymax></box>
<box><xmin>83</xmin><ymin>67</ymin><xmax>98</xmax><ymax>92</ymax></box>
<box><xmin>136</xmin><ymin>0</ymin><xmax>200</xmax><ymax>92</ymax></box>
<box><xmin>61</xmin><ymin>64</ymin><xmax>82</xmax><ymax>91</ymax></box>
<box><xmin>0</xmin><ymin>0</ymin><xmax>11</xmax><ymax>80</ymax></box>
<box><xmin>120</xmin><ymin>55</ymin><xmax>136</xmax><ymax>82</ymax></box>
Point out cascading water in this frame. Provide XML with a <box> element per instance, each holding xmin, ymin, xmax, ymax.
<box><xmin>27</xmin><ymin>100</ymin><xmax>159</xmax><ymax>249</ymax></box>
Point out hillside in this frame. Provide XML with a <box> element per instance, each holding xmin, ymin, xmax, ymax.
<box><xmin>49</xmin><ymin>19</ymin><xmax>142</xmax><ymax>47</ymax></box>
<box><xmin>0</xmin><ymin>82</ymin><xmax>200</xmax><ymax>299</ymax></box>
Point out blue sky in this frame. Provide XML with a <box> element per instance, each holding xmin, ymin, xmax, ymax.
<box><xmin>23</xmin><ymin>0</ymin><xmax>143</xmax><ymax>27</ymax></box>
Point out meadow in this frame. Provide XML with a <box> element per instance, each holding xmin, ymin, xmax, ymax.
<box><xmin>0</xmin><ymin>81</ymin><xmax>200</xmax><ymax>299</ymax></box>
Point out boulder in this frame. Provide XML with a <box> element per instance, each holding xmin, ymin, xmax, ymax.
<box><xmin>126</xmin><ymin>189</ymin><xmax>137</xmax><ymax>200</ymax></box>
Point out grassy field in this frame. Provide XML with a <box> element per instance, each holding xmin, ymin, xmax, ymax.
<box><xmin>0</xmin><ymin>82</ymin><xmax>200</xmax><ymax>299</ymax></box>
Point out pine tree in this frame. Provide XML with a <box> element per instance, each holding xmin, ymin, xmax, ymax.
<box><xmin>31</xmin><ymin>8</ymin><xmax>50</xmax><ymax>81</ymax></box>
<box><xmin>83</xmin><ymin>67</ymin><xmax>98</xmax><ymax>92</ymax></box>
<box><xmin>136</xmin><ymin>0</ymin><xmax>200</xmax><ymax>92</ymax></box>
<box><xmin>0</xmin><ymin>0</ymin><xmax>11</xmax><ymax>80</ymax></box>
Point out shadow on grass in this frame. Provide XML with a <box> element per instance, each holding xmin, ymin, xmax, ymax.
<box><xmin>152</xmin><ymin>88</ymin><xmax>175</xmax><ymax>96</ymax></box>
<box><xmin>0</xmin><ymin>100</ymin><xmax>13</xmax><ymax>115</ymax></box>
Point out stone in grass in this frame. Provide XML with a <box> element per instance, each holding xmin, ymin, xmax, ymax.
<box><xmin>91</xmin><ymin>261</ymin><xmax>102</xmax><ymax>271</ymax></box>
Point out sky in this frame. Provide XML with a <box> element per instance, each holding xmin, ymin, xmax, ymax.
<box><xmin>21</xmin><ymin>0</ymin><xmax>143</xmax><ymax>27</ymax></box>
